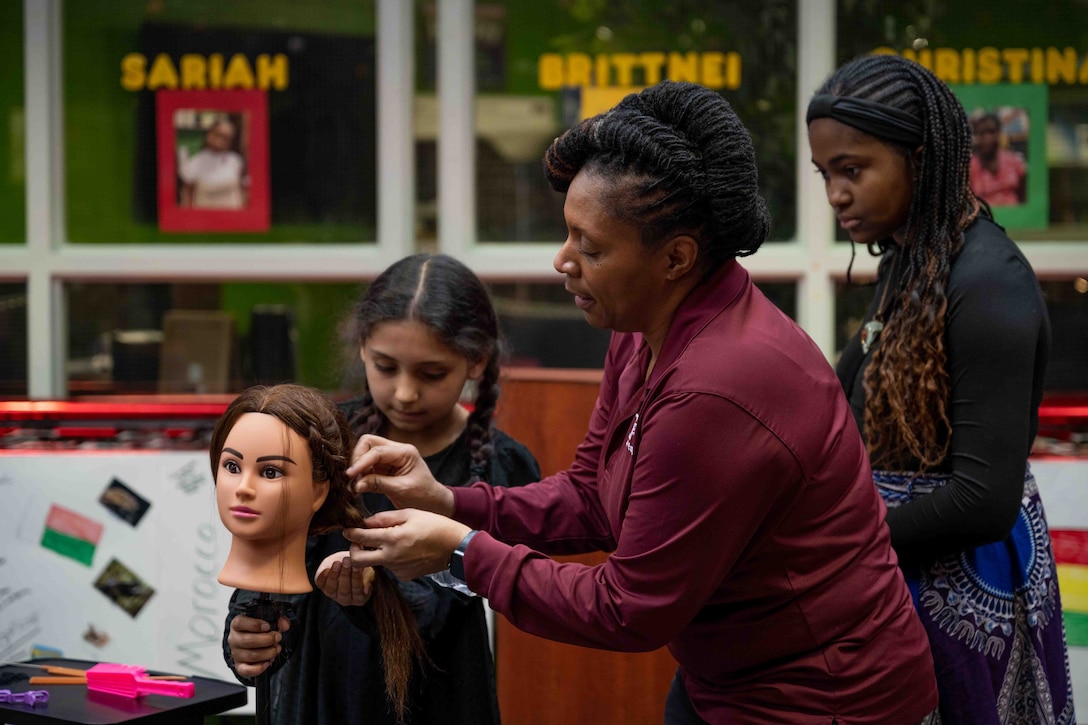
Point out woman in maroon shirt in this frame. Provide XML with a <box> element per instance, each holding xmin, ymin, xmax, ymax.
<box><xmin>343</xmin><ymin>80</ymin><xmax>937</xmax><ymax>724</ymax></box>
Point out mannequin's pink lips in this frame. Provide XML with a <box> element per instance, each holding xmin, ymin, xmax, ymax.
<box><xmin>231</xmin><ymin>506</ymin><xmax>259</xmax><ymax>518</ymax></box>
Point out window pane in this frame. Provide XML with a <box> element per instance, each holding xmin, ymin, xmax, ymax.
<box><xmin>0</xmin><ymin>283</ymin><xmax>27</xmax><ymax>396</ymax></box>
<box><xmin>759</xmin><ymin>282</ymin><xmax>798</xmax><ymax>322</ymax></box>
<box><xmin>65</xmin><ymin>281</ymin><xmax>360</xmax><ymax>395</ymax></box>
<box><xmin>834</xmin><ymin>277</ymin><xmax>1088</xmax><ymax>394</ymax></box>
<box><xmin>65</xmin><ymin>279</ymin><xmax>641</xmax><ymax>395</ymax></box>
<box><xmin>0</xmin><ymin>1</ymin><xmax>24</xmax><ymax>245</ymax></box>
<box><xmin>489</xmin><ymin>280</ymin><xmax>796</xmax><ymax>370</ymax></box>
<box><xmin>1040</xmin><ymin>278</ymin><xmax>1088</xmax><ymax>393</ymax></box>
<box><xmin>64</xmin><ymin>1</ymin><xmax>377</xmax><ymax>244</ymax></box>
<box><xmin>61</xmin><ymin>276</ymin><xmax>801</xmax><ymax>394</ymax></box>
<box><xmin>457</xmin><ymin>0</ymin><xmax>797</xmax><ymax>243</ymax></box>
<box><xmin>836</xmin><ymin>1</ymin><xmax>1088</xmax><ymax>241</ymax></box>
<box><xmin>833</xmin><ymin>278</ymin><xmax>877</xmax><ymax>359</ymax></box>
<box><xmin>490</xmin><ymin>283</ymin><xmax>612</xmax><ymax>368</ymax></box>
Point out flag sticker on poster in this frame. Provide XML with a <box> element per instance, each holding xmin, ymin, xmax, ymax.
<box><xmin>40</xmin><ymin>504</ymin><xmax>103</xmax><ymax>567</ymax></box>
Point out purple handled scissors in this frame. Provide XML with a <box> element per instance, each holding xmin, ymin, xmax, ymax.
<box><xmin>0</xmin><ymin>689</ymin><xmax>50</xmax><ymax>706</ymax></box>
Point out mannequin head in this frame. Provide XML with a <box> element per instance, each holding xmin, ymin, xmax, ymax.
<box><xmin>211</xmin><ymin>383</ymin><xmax>424</xmax><ymax>719</ymax></box>
<box><xmin>210</xmin><ymin>384</ymin><xmax>356</xmax><ymax>593</ymax></box>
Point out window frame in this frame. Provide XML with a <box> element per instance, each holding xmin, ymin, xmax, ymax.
<box><xmin>5</xmin><ymin>0</ymin><xmax>1086</xmax><ymax>398</ymax></box>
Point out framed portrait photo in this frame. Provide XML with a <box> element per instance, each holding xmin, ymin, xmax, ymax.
<box><xmin>155</xmin><ymin>89</ymin><xmax>270</xmax><ymax>233</ymax></box>
<box><xmin>951</xmin><ymin>83</ymin><xmax>1049</xmax><ymax>232</ymax></box>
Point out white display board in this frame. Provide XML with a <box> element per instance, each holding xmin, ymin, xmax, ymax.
<box><xmin>1032</xmin><ymin>458</ymin><xmax>1088</xmax><ymax>715</ymax></box>
<box><xmin>0</xmin><ymin>451</ymin><xmax>250</xmax><ymax>714</ymax></box>
<box><xmin>0</xmin><ymin>451</ymin><xmax>1084</xmax><ymax>721</ymax></box>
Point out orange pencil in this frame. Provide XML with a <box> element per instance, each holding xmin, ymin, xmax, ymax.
<box><xmin>29</xmin><ymin>674</ymin><xmax>188</xmax><ymax>685</ymax></box>
<box><xmin>29</xmin><ymin>676</ymin><xmax>87</xmax><ymax>685</ymax></box>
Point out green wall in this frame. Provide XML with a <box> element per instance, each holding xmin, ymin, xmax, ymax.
<box><xmin>63</xmin><ymin>0</ymin><xmax>376</xmax><ymax>245</ymax></box>
<box><xmin>0</xmin><ymin>2</ymin><xmax>24</xmax><ymax>245</ymax></box>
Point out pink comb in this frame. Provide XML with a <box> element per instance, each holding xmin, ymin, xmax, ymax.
<box><xmin>85</xmin><ymin>663</ymin><xmax>195</xmax><ymax>699</ymax></box>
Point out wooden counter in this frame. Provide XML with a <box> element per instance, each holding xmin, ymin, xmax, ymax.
<box><xmin>493</xmin><ymin>368</ymin><xmax>677</xmax><ymax>725</ymax></box>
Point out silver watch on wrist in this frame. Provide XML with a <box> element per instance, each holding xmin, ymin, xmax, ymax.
<box><xmin>448</xmin><ymin>530</ymin><xmax>479</xmax><ymax>583</ymax></box>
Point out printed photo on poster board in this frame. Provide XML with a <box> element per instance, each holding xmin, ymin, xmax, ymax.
<box><xmin>98</xmin><ymin>477</ymin><xmax>151</xmax><ymax>527</ymax></box>
<box><xmin>94</xmin><ymin>557</ymin><xmax>155</xmax><ymax>618</ymax></box>
<box><xmin>156</xmin><ymin>89</ymin><xmax>270</xmax><ymax>233</ymax></box>
<box><xmin>950</xmin><ymin>83</ymin><xmax>1048</xmax><ymax>231</ymax></box>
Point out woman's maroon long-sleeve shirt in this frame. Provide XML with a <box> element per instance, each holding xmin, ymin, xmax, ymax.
<box><xmin>452</xmin><ymin>260</ymin><xmax>937</xmax><ymax>724</ymax></box>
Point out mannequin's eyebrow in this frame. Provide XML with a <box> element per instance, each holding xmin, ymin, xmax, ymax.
<box><xmin>220</xmin><ymin>448</ymin><xmax>295</xmax><ymax>465</ymax></box>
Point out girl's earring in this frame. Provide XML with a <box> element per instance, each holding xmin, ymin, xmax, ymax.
<box><xmin>460</xmin><ymin>378</ymin><xmax>479</xmax><ymax>405</ymax></box>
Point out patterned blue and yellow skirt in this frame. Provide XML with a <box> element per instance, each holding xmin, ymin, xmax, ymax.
<box><xmin>875</xmin><ymin>466</ymin><xmax>1076</xmax><ymax>725</ymax></box>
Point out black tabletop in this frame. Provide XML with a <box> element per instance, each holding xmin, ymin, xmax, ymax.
<box><xmin>0</xmin><ymin>658</ymin><xmax>248</xmax><ymax>725</ymax></box>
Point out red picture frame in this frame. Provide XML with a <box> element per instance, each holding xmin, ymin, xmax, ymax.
<box><xmin>156</xmin><ymin>89</ymin><xmax>270</xmax><ymax>233</ymax></box>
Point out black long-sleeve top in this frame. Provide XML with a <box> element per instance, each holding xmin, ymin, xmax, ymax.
<box><xmin>836</xmin><ymin>217</ymin><xmax>1051</xmax><ymax>565</ymax></box>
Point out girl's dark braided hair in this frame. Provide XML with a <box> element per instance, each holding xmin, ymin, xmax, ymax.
<box><xmin>210</xmin><ymin>384</ymin><xmax>425</xmax><ymax>723</ymax></box>
<box><xmin>348</xmin><ymin>253</ymin><xmax>501</xmax><ymax>481</ymax></box>
<box><xmin>543</xmin><ymin>80</ymin><xmax>771</xmax><ymax>275</ymax></box>
<box><xmin>816</xmin><ymin>54</ymin><xmax>989</xmax><ymax>470</ymax></box>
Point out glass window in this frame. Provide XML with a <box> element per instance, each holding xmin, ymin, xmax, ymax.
<box><xmin>489</xmin><ymin>283</ymin><xmax>612</xmax><ymax>369</ymax></box>
<box><xmin>64</xmin><ymin>1</ymin><xmax>377</xmax><ymax>245</ymax></box>
<box><xmin>0</xmin><ymin>1</ymin><xmax>24</xmax><ymax>245</ymax></box>
<box><xmin>1040</xmin><ymin>278</ymin><xmax>1088</xmax><ymax>392</ymax></box>
<box><xmin>66</xmin><ymin>281</ymin><xmax>360</xmax><ymax>396</ymax></box>
<box><xmin>833</xmin><ymin>277</ymin><xmax>1088</xmax><ymax>394</ymax></box>
<box><xmin>489</xmin><ymin>279</ymin><xmax>796</xmax><ymax>370</ymax></box>
<box><xmin>65</xmin><ymin>279</ymin><xmax>673</xmax><ymax>397</ymax></box>
<box><xmin>836</xmin><ymin>1</ymin><xmax>1088</xmax><ymax>241</ymax></box>
<box><xmin>0</xmin><ymin>283</ymin><xmax>27</xmax><ymax>396</ymax></box>
<box><xmin>445</xmin><ymin>0</ymin><xmax>797</xmax><ymax>244</ymax></box>
<box><xmin>760</xmin><ymin>281</ymin><xmax>798</xmax><ymax>321</ymax></box>
<box><xmin>834</xmin><ymin>277</ymin><xmax>877</xmax><ymax>359</ymax></box>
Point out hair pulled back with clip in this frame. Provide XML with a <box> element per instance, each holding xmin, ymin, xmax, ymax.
<box><xmin>210</xmin><ymin>384</ymin><xmax>425</xmax><ymax>723</ymax></box>
<box><xmin>814</xmin><ymin>53</ymin><xmax>989</xmax><ymax>470</ymax></box>
<box><xmin>348</xmin><ymin>253</ymin><xmax>501</xmax><ymax>481</ymax></box>
<box><xmin>543</xmin><ymin>80</ymin><xmax>771</xmax><ymax>275</ymax></box>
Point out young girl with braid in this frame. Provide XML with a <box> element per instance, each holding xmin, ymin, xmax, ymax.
<box><xmin>223</xmin><ymin>254</ymin><xmax>540</xmax><ymax>724</ymax></box>
<box><xmin>808</xmin><ymin>54</ymin><xmax>1074</xmax><ymax>724</ymax></box>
